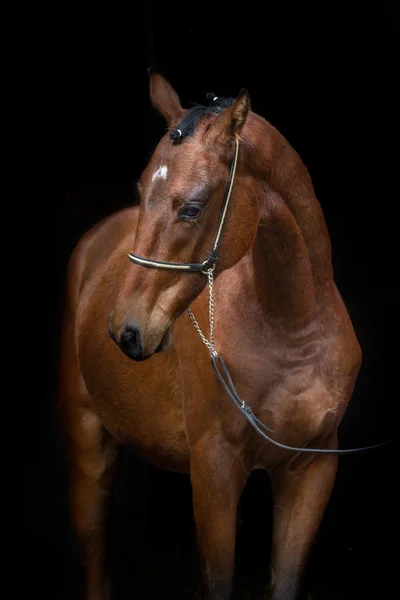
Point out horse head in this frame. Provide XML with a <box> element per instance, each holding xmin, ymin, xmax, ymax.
<box><xmin>109</xmin><ymin>72</ymin><xmax>259</xmax><ymax>361</ymax></box>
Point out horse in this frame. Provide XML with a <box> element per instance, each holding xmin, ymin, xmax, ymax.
<box><xmin>58</xmin><ymin>71</ymin><xmax>364</xmax><ymax>600</ymax></box>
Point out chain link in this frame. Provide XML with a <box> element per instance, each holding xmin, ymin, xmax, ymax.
<box><xmin>187</xmin><ymin>269</ymin><xmax>218</xmax><ymax>357</ymax></box>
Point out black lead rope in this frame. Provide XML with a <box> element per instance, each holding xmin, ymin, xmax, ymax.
<box><xmin>211</xmin><ymin>354</ymin><xmax>396</xmax><ymax>455</ymax></box>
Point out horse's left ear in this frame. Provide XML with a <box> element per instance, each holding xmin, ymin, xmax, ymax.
<box><xmin>206</xmin><ymin>89</ymin><xmax>250</xmax><ymax>144</ymax></box>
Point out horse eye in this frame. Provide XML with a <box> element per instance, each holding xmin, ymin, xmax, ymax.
<box><xmin>180</xmin><ymin>204</ymin><xmax>202</xmax><ymax>220</ymax></box>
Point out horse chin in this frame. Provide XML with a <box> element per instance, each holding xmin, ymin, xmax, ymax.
<box><xmin>155</xmin><ymin>324</ymin><xmax>173</xmax><ymax>354</ymax></box>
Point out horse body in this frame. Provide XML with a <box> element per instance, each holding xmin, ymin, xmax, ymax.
<box><xmin>59</xmin><ymin>73</ymin><xmax>362</xmax><ymax>600</ymax></box>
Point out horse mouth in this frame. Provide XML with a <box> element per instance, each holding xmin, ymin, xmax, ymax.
<box><xmin>155</xmin><ymin>324</ymin><xmax>173</xmax><ymax>354</ymax></box>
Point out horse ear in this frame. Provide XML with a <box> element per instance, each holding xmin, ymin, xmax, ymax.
<box><xmin>206</xmin><ymin>89</ymin><xmax>250</xmax><ymax>144</ymax></box>
<box><xmin>149</xmin><ymin>71</ymin><xmax>184</xmax><ymax>127</ymax></box>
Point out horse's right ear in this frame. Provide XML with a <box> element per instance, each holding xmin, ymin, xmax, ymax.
<box><xmin>149</xmin><ymin>71</ymin><xmax>184</xmax><ymax>127</ymax></box>
<box><xmin>205</xmin><ymin>89</ymin><xmax>250</xmax><ymax>147</ymax></box>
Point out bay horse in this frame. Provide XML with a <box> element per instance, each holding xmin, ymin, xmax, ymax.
<box><xmin>59</xmin><ymin>72</ymin><xmax>365</xmax><ymax>599</ymax></box>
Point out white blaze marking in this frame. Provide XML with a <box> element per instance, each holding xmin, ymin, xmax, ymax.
<box><xmin>152</xmin><ymin>165</ymin><xmax>168</xmax><ymax>183</ymax></box>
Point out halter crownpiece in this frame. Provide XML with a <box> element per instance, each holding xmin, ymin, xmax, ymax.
<box><xmin>128</xmin><ymin>136</ymin><xmax>240</xmax><ymax>274</ymax></box>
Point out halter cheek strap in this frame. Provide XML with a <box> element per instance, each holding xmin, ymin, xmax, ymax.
<box><xmin>128</xmin><ymin>137</ymin><xmax>240</xmax><ymax>274</ymax></box>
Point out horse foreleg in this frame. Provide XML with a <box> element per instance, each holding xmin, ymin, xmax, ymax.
<box><xmin>269</xmin><ymin>437</ymin><xmax>338</xmax><ymax>600</ymax></box>
<box><xmin>190</xmin><ymin>438</ymin><xmax>248</xmax><ymax>600</ymax></box>
<box><xmin>67</xmin><ymin>408</ymin><xmax>118</xmax><ymax>600</ymax></box>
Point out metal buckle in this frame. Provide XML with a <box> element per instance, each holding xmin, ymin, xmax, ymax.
<box><xmin>201</xmin><ymin>259</ymin><xmax>216</xmax><ymax>275</ymax></box>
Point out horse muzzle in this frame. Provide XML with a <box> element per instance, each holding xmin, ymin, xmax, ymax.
<box><xmin>109</xmin><ymin>318</ymin><xmax>173</xmax><ymax>362</ymax></box>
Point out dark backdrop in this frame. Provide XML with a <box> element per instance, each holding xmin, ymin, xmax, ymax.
<box><xmin>26</xmin><ymin>2</ymin><xmax>398</xmax><ymax>599</ymax></box>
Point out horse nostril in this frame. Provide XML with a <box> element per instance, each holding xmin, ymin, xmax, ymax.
<box><xmin>121</xmin><ymin>325</ymin><xmax>137</xmax><ymax>346</ymax></box>
<box><xmin>119</xmin><ymin>325</ymin><xmax>144</xmax><ymax>360</ymax></box>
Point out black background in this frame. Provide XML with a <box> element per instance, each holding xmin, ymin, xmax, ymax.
<box><xmin>26</xmin><ymin>1</ymin><xmax>398</xmax><ymax>599</ymax></box>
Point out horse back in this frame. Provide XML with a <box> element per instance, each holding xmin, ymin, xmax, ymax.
<box><xmin>65</xmin><ymin>207</ymin><xmax>139</xmax><ymax>312</ymax></box>
<box><xmin>58</xmin><ymin>207</ymin><xmax>139</xmax><ymax>423</ymax></box>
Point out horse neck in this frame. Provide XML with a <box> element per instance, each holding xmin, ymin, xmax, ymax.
<box><xmin>238</xmin><ymin>115</ymin><xmax>334</xmax><ymax>326</ymax></box>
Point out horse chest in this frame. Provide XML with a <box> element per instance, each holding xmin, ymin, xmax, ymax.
<box><xmin>210</xmin><ymin>327</ymin><xmax>340</xmax><ymax>457</ymax></box>
<box><xmin>269</xmin><ymin>368</ymin><xmax>335</xmax><ymax>431</ymax></box>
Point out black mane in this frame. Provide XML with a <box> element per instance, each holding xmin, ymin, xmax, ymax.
<box><xmin>169</xmin><ymin>93</ymin><xmax>235</xmax><ymax>144</ymax></box>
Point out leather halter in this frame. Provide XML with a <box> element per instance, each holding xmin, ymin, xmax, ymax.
<box><xmin>128</xmin><ymin>137</ymin><xmax>240</xmax><ymax>274</ymax></box>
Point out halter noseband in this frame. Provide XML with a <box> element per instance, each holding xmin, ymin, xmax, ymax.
<box><xmin>128</xmin><ymin>137</ymin><xmax>240</xmax><ymax>275</ymax></box>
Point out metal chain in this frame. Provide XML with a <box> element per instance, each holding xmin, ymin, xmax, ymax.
<box><xmin>187</xmin><ymin>269</ymin><xmax>218</xmax><ymax>358</ymax></box>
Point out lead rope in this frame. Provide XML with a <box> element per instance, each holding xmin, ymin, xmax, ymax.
<box><xmin>186</xmin><ymin>272</ymin><xmax>394</xmax><ymax>455</ymax></box>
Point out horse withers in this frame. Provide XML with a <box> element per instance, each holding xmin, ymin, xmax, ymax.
<box><xmin>58</xmin><ymin>72</ymin><xmax>362</xmax><ymax>599</ymax></box>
